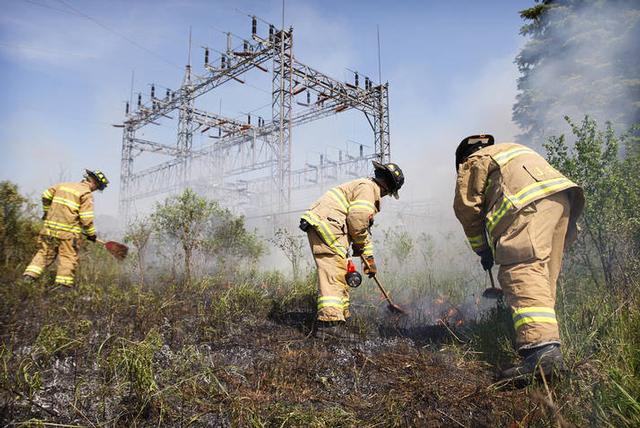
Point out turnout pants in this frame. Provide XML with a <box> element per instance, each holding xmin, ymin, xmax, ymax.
<box><xmin>24</xmin><ymin>234</ymin><xmax>78</xmax><ymax>287</ymax></box>
<box><xmin>307</xmin><ymin>229</ymin><xmax>350</xmax><ymax>322</ymax></box>
<box><xmin>495</xmin><ymin>192</ymin><xmax>570</xmax><ymax>350</ymax></box>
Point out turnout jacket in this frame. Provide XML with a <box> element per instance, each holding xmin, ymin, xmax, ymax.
<box><xmin>41</xmin><ymin>181</ymin><xmax>96</xmax><ymax>240</ymax></box>
<box><xmin>302</xmin><ymin>178</ymin><xmax>381</xmax><ymax>258</ymax></box>
<box><xmin>453</xmin><ymin>143</ymin><xmax>584</xmax><ymax>254</ymax></box>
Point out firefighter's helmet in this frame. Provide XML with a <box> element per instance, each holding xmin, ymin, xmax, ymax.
<box><xmin>85</xmin><ymin>169</ymin><xmax>109</xmax><ymax>191</ymax></box>
<box><xmin>372</xmin><ymin>160</ymin><xmax>405</xmax><ymax>199</ymax></box>
<box><xmin>455</xmin><ymin>134</ymin><xmax>495</xmax><ymax>172</ymax></box>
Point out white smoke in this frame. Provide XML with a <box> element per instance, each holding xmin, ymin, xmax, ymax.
<box><xmin>514</xmin><ymin>0</ymin><xmax>640</xmax><ymax>145</ymax></box>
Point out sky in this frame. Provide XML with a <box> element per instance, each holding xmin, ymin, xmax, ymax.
<box><xmin>0</xmin><ymin>0</ymin><xmax>531</xmax><ymax>228</ymax></box>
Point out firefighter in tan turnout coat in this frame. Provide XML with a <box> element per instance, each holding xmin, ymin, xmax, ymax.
<box><xmin>23</xmin><ymin>169</ymin><xmax>109</xmax><ymax>289</ymax></box>
<box><xmin>301</xmin><ymin>161</ymin><xmax>405</xmax><ymax>339</ymax></box>
<box><xmin>453</xmin><ymin>135</ymin><xmax>584</xmax><ymax>380</ymax></box>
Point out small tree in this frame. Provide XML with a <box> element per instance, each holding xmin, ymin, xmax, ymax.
<box><xmin>124</xmin><ymin>217</ymin><xmax>153</xmax><ymax>286</ymax></box>
<box><xmin>269</xmin><ymin>227</ymin><xmax>306</xmax><ymax>279</ymax></box>
<box><xmin>0</xmin><ymin>181</ymin><xmax>38</xmax><ymax>270</ymax></box>
<box><xmin>544</xmin><ymin>116</ymin><xmax>640</xmax><ymax>291</ymax></box>
<box><xmin>151</xmin><ymin>189</ymin><xmax>216</xmax><ymax>285</ymax></box>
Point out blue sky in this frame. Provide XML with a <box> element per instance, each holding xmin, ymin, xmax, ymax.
<box><xmin>0</xmin><ymin>0</ymin><xmax>531</xmax><ymax>219</ymax></box>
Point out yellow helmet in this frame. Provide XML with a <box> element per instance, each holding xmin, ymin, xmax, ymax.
<box><xmin>85</xmin><ymin>169</ymin><xmax>109</xmax><ymax>190</ymax></box>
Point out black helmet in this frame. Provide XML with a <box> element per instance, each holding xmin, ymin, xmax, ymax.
<box><xmin>372</xmin><ymin>160</ymin><xmax>404</xmax><ymax>199</ymax></box>
<box><xmin>84</xmin><ymin>169</ymin><xmax>109</xmax><ymax>191</ymax></box>
<box><xmin>455</xmin><ymin>134</ymin><xmax>494</xmax><ymax>171</ymax></box>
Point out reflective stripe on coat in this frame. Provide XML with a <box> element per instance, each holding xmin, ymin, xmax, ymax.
<box><xmin>453</xmin><ymin>143</ymin><xmax>584</xmax><ymax>253</ymax></box>
<box><xmin>301</xmin><ymin>178</ymin><xmax>381</xmax><ymax>258</ymax></box>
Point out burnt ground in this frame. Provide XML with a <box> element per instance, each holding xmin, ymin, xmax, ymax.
<box><xmin>0</xmin><ymin>279</ymin><xmax>547</xmax><ymax>427</ymax></box>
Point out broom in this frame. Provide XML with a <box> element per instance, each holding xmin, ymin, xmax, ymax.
<box><xmin>95</xmin><ymin>238</ymin><xmax>129</xmax><ymax>261</ymax></box>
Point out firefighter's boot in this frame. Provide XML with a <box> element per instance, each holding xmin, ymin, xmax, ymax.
<box><xmin>500</xmin><ymin>343</ymin><xmax>565</xmax><ymax>381</ymax></box>
<box><xmin>313</xmin><ymin>320</ymin><xmax>354</xmax><ymax>341</ymax></box>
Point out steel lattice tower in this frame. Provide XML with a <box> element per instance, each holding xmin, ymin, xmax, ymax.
<box><xmin>118</xmin><ymin>16</ymin><xmax>391</xmax><ymax>223</ymax></box>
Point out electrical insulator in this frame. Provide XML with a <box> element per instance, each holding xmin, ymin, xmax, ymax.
<box><xmin>166</xmin><ymin>89</ymin><xmax>170</xmax><ymax>99</ymax></box>
<box><xmin>320</xmin><ymin>154</ymin><xmax>324</xmax><ymax>165</ymax></box>
<box><xmin>365</xmin><ymin>77</ymin><xmax>370</xmax><ymax>90</ymax></box>
<box><xmin>137</xmin><ymin>93</ymin><xmax>142</xmax><ymax>107</ymax></box>
<box><xmin>360</xmin><ymin>145</ymin><xmax>364</xmax><ymax>158</ymax></box>
<box><xmin>355</xmin><ymin>72</ymin><xmax>359</xmax><ymax>87</ymax></box>
<box><xmin>125</xmin><ymin>102</ymin><xmax>129</xmax><ymax>114</ymax></box>
<box><xmin>243</xmin><ymin>40</ymin><xmax>249</xmax><ymax>52</ymax></box>
<box><xmin>247</xmin><ymin>114</ymin><xmax>251</xmax><ymax>124</ymax></box>
<box><xmin>221</xmin><ymin>55</ymin><xmax>226</xmax><ymax>68</ymax></box>
<box><xmin>151</xmin><ymin>84</ymin><xmax>155</xmax><ymax>98</ymax></box>
<box><xmin>252</xmin><ymin>16</ymin><xmax>257</xmax><ymax>35</ymax></box>
<box><xmin>306</xmin><ymin>91</ymin><xmax>311</xmax><ymax>104</ymax></box>
<box><xmin>269</xmin><ymin>25</ymin><xmax>274</xmax><ymax>41</ymax></box>
<box><xmin>204</xmin><ymin>48</ymin><xmax>209</xmax><ymax>65</ymax></box>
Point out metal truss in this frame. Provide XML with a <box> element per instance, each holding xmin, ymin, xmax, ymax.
<box><xmin>119</xmin><ymin>16</ymin><xmax>391</xmax><ymax>222</ymax></box>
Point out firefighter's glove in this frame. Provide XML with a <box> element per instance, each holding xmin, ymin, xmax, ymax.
<box><xmin>352</xmin><ymin>244</ymin><xmax>364</xmax><ymax>257</ymax></box>
<box><xmin>363</xmin><ymin>256</ymin><xmax>377</xmax><ymax>278</ymax></box>
<box><xmin>86</xmin><ymin>235</ymin><xmax>97</xmax><ymax>243</ymax></box>
<box><xmin>478</xmin><ymin>249</ymin><xmax>494</xmax><ymax>271</ymax></box>
<box><xmin>41</xmin><ymin>213</ymin><xmax>46</xmax><ymax>221</ymax></box>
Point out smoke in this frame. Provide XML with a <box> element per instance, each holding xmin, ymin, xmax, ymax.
<box><xmin>514</xmin><ymin>0</ymin><xmax>640</xmax><ymax>146</ymax></box>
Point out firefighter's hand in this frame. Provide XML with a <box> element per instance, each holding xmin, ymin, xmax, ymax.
<box><xmin>352</xmin><ymin>244</ymin><xmax>364</xmax><ymax>257</ymax></box>
<box><xmin>478</xmin><ymin>249</ymin><xmax>494</xmax><ymax>271</ymax></box>
<box><xmin>86</xmin><ymin>235</ymin><xmax>97</xmax><ymax>243</ymax></box>
<box><xmin>363</xmin><ymin>256</ymin><xmax>377</xmax><ymax>278</ymax></box>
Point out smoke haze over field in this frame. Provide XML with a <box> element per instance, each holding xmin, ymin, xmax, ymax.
<box><xmin>513</xmin><ymin>0</ymin><xmax>640</xmax><ymax>146</ymax></box>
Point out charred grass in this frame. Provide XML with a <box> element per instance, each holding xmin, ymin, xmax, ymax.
<box><xmin>1</xmin><ymin>258</ymin><xmax>637</xmax><ymax>426</ymax></box>
<box><xmin>0</xmin><ymin>264</ymin><xmax>542</xmax><ymax>427</ymax></box>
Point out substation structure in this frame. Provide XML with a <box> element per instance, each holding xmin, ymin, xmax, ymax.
<box><xmin>119</xmin><ymin>16</ymin><xmax>391</xmax><ymax>223</ymax></box>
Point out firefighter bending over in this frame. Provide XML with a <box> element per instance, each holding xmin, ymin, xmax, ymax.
<box><xmin>300</xmin><ymin>160</ymin><xmax>405</xmax><ymax>340</ymax></box>
<box><xmin>23</xmin><ymin>169</ymin><xmax>109</xmax><ymax>290</ymax></box>
<box><xmin>453</xmin><ymin>135</ymin><xmax>584</xmax><ymax>381</ymax></box>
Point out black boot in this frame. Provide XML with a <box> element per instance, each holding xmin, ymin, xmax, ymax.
<box><xmin>313</xmin><ymin>320</ymin><xmax>353</xmax><ymax>341</ymax></box>
<box><xmin>500</xmin><ymin>343</ymin><xmax>565</xmax><ymax>381</ymax></box>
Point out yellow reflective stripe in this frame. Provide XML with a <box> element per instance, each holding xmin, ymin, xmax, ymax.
<box><xmin>487</xmin><ymin>177</ymin><xmax>574</xmax><ymax>234</ymax></box>
<box><xmin>328</xmin><ymin>188</ymin><xmax>349</xmax><ymax>212</ymax></box>
<box><xmin>52</xmin><ymin>196</ymin><xmax>80</xmax><ymax>210</ymax></box>
<box><xmin>348</xmin><ymin>199</ymin><xmax>376</xmax><ymax>213</ymax></box>
<box><xmin>25</xmin><ymin>265</ymin><xmax>43</xmax><ymax>275</ymax></box>
<box><xmin>55</xmin><ymin>275</ymin><xmax>74</xmax><ymax>285</ymax></box>
<box><xmin>301</xmin><ymin>212</ymin><xmax>347</xmax><ymax>258</ymax></box>
<box><xmin>514</xmin><ymin>177</ymin><xmax>573</xmax><ymax>206</ymax></box>
<box><xmin>514</xmin><ymin>315</ymin><xmax>558</xmax><ymax>330</ymax></box>
<box><xmin>43</xmin><ymin>206</ymin><xmax>50</xmax><ymax>211</ymax></box>
<box><xmin>362</xmin><ymin>243</ymin><xmax>374</xmax><ymax>256</ymax></box>
<box><xmin>467</xmin><ymin>234</ymin><xmax>484</xmax><ymax>250</ymax></box>
<box><xmin>512</xmin><ymin>307</ymin><xmax>557</xmax><ymax>330</ymax></box>
<box><xmin>492</xmin><ymin>147</ymin><xmax>536</xmax><ymax>166</ymax></box>
<box><xmin>84</xmin><ymin>226</ymin><xmax>96</xmax><ymax>235</ymax></box>
<box><xmin>318</xmin><ymin>296</ymin><xmax>346</xmax><ymax>310</ymax></box>
<box><xmin>79</xmin><ymin>211</ymin><xmax>94</xmax><ymax>219</ymax></box>
<box><xmin>42</xmin><ymin>190</ymin><xmax>54</xmax><ymax>200</ymax></box>
<box><xmin>44</xmin><ymin>220</ymin><xmax>82</xmax><ymax>233</ymax></box>
<box><xmin>59</xmin><ymin>186</ymin><xmax>81</xmax><ymax>196</ymax></box>
<box><xmin>512</xmin><ymin>306</ymin><xmax>555</xmax><ymax>316</ymax></box>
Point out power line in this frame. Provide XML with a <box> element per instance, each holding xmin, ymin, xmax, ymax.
<box><xmin>54</xmin><ymin>0</ymin><xmax>182</xmax><ymax>70</ymax></box>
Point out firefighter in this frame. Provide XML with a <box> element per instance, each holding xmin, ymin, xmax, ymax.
<box><xmin>453</xmin><ymin>135</ymin><xmax>584</xmax><ymax>381</ymax></box>
<box><xmin>23</xmin><ymin>169</ymin><xmax>109</xmax><ymax>290</ymax></box>
<box><xmin>300</xmin><ymin>160</ymin><xmax>405</xmax><ymax>340</ymax></box>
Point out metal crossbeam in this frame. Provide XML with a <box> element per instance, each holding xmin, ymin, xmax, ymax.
<box><xmin>119</xmin><ymin>16</ymin><xmax>391</xmax><ymax>222</ymax></box>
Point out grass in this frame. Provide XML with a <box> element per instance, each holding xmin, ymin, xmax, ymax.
<box><xmin>0</xmin><ymin>246</ymin><xmax>638</xmax><ymax>427</ymax></box>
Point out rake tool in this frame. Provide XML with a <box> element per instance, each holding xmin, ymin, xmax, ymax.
<box><xmin>95</xmin><ymin>238</ymin><xmax>129</xmax><ymax>261</ymax></box>
<box><xmin>360</xmin><ymin>256</ymin><xmax>407</xmax><ymax>315</ymax></box>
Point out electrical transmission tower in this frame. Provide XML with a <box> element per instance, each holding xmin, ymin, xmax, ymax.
<box><xmin>119</xmin><ymin>16</ymin><xmax>391</xmax><ymax>222</ymax></box>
